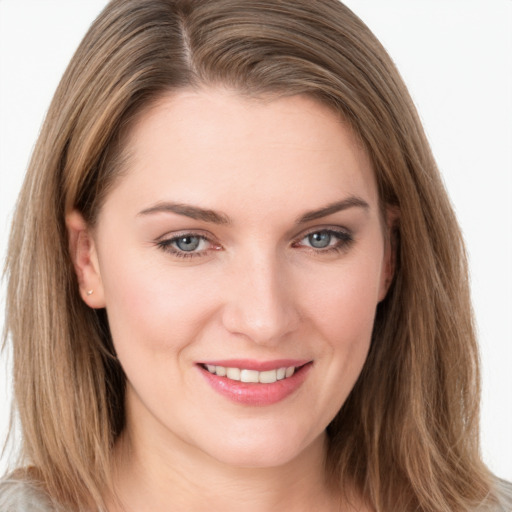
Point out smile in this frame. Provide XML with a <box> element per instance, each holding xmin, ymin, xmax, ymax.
<box><xmin>203</xmin><ymin>364</ymin><xmax>296</xmax><ymax>383</ymax></box>
<box><xmin>198</xmin><ymin>360</ymin><xmax>312</xmax><ymax>406</ymax></box>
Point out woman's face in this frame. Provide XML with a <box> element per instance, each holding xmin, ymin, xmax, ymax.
<box><xmin>76</xmin><ymin>89</ymin><xmax>393</xmax><ymax>468</ymax></box>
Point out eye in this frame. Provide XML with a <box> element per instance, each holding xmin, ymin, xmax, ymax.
<box><xmin>174</xmin><ymin>235</ymin><xmax>205</xmax><ymax>252</ymax></box>
<box><xmin>307</xmin><ymin>231</ymin><xmax>334</xmax><ymax>249</ymax></box>
<box><xmin>294</xmin><ymin>228</ymin><xmax>353</xmax><ymax>253</ymax></box>
<box><xmin>156</xmin><ymin>232</ymin><xmax>220</xmax><ymax>259</ymax></box>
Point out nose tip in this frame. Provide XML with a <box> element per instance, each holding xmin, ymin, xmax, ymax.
<box><xmin>220</xmin><ymin>262</ymin><xmax>300</xmax><ymax>345</ymax></box>
<box><xmin>222</xmin><ymin>304</ymin><xmax>297</xmax><ymax>345</ymax></box>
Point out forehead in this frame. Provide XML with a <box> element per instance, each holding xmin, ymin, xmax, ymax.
<box><xmin>101</xmin><ymin>88</ymin><xmax>378</xmax><ymax>219</ymax></box>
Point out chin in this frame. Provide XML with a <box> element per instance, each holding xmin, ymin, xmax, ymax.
<box><xmin>195</xmin><ymin>424</ymin><xmax>325</xmax><ymax>470</ymax></box>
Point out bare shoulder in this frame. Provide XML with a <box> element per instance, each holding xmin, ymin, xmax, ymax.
<box><xmin>0</xmin><ymin>477</ymin><xmax>54</xmax><ymax>512</ymax></box>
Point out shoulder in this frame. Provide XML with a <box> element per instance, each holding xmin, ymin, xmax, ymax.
<box><xmin>0</xmin><ymin>477</ymin><xmax>54</xmax><ymax>512</ymax></box>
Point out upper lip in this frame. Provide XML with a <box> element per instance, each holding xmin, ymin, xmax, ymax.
<box><xmin>197</xmin><ymin>359</ymin><xmax>311</xmax><ymax>372</ymax></box>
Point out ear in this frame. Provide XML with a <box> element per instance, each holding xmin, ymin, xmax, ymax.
<box><xmin>378</xmin><ymin>206</ymin><xmax>399</xmax><ymax>302</ymax></box>
<box><xmin>66</xmin><ymin>210</ymin><xmax>106</xmax><ymax>308</ymax></box>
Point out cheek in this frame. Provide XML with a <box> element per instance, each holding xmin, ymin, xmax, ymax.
<box><xmin>313</xmin><ymin>288</ymin><xmax>375</xmax><ymax>384</ymax></box>
<box><xmin>305</xmin><ymin>254</ymin><xmax>383</xmax><ymax>344</ymax></box>
<box><xmin>280</xmin><ymin>250</ymin><xmax>384</xmax><ymax>430</ymax></box>
<box><xmin>99</xmin><ymin>247</ymin><xmax>218</xmax><ymax>357</ymax></box>
<box><xmin>299</xmin><ymin>247</ymin><xmax>384</xmax><ymax>404</ymax></box>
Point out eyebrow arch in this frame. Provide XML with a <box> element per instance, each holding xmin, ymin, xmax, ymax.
<box><xmin>138</xmin><ymin>196</ymin><xmax>369</xmax><ymax>225</ymax></box>
<box><xmin>296</xmin><ymin>196</ymin><xmax>370</xmax><ymax>224</ymax></box>
<box><xmin>137</xmin><ymin>202</ymin><xmax>231</xmax><ymax>225</ymax></box>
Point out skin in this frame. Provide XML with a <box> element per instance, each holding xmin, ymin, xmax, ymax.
<box><xmin>67</xmin><ymin>89</ymin><xmax>392</xmax><ymax>511</ymax></box>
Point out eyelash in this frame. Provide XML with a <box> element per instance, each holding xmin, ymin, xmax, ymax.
<box><xmin>156</xmin><ymin>232</ymin><xmax>218</xmax><ymax>259</ymax></box>
<box><xmin>293</xmin><ymin>228</ymin><xmax>354</xmax><ymax>254</ymax></box>
<box><xmin>156</xmin><ymin>228</ymin><xmax>354</xmax><ymax>259</ymax></box>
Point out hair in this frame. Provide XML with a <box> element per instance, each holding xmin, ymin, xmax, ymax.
<box><xmin>3</xmin><ymin>0</ymin><xmax>505</xmax><ymax>510</ymax></box>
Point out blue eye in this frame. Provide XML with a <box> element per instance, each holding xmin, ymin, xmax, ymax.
<box><xmin>157</xmin><ymin>233</ymin><xmax>215</xmax><ymax>258</ymax></box>
<box><xmin>297</xmin><ymin>229</ymin><xmax>353</xmax><ymax>253</ymax></box>
<box><xmin>174</xmin><ymin>235</ymin><xmax>202</xmax><ymax>252</ymax></box>
<box><xmin>307</xmin><ymin>231</ymin><xmax>333</xmax><ymax>249</ymax></box>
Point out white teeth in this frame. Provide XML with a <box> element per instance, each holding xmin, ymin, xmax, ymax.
<box><xmin>259</xmin><ymin>370</ymin><xmax>277</xmax><ymax>384</ymax></box>
<box><xmin>240</xmin><ymin>369</ymin><xmax>259</xmax><ymax>383</ymax></box>
<box><xmin>226</xmin><ymin>367</ymin><xmax>241</xmax><ymax>381</ymax></box>
<box><xmin>205</xmin><ymin>365</ymin><xmax>298</xmax><ymax>383</ymax></box>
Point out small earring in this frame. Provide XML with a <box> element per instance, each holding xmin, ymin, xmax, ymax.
<box><xmin>86</xmin><ymin>290</ymin><xmax>94</xmax><ymax>296</ymax></box>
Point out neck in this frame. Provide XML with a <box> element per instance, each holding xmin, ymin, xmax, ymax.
<box><xmin>107</xmin><ymin>426</ymin><xmax>343</xmax><ymax>512</ymax></box>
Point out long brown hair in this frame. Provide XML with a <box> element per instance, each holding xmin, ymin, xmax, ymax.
<box><xmin>4</xmin><ymin>0</ymin><xmax>503</xmax><ymax>510</ymax></box>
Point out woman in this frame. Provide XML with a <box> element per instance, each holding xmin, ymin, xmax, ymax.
<box><xmin>1</xmin><ymin>0</ymin><xmax>510</xmax><ymax>510</ymax></box>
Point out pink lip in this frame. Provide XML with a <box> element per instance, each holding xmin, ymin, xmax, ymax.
<box><xmin>197</xmin><ymin>360</ymin><xmax>312</xmax><ymax>406</ymax></box>
<box><xmin>198</xmin><ymin>359</ymin><xmax>310</xmax><ymax>371</ymax></box>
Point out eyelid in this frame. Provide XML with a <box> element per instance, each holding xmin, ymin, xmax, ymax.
<box><xmin>292</xmin><ymin>226</ymin><xmax>354</xmax><ymax>251</ymax></box>
<box><xmin>155</xmin><ymin>229</ymin><xmax>214</xmax><ymax>242</ymax></box>
<box><xmin>154</xmin><ymin>225</ymin><xmax>354</xmax><ymax>259</ymax></box>
<box><xmin>155</xmin><ymin>230</ymin><xmax>221</xmax><ymax>258</ymax></box>
<box><xmin>293</xmin><ymin>225</ymin><xmax>353</xmax><ymax>241</ymax></box>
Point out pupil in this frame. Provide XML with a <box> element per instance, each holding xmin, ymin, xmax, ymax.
<box><xmin>176</xmin><ymin>236</ymin><xmax>200</xmax><ymax>252</ymax></box>
<box><xmin>309</xmin><ymin>232</ymin><xmax>331</xmax><ymax>248</ymax></box>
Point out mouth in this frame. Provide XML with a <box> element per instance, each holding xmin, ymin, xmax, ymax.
<box><xmin>201</xmin><ymin>363</ymin><xmax>299</xmax><ymax>383</ymax></box>
<box><xmin>197</xmin><ymin>360</ymin><xmax>313</xmax><ymax>406</ymax></box>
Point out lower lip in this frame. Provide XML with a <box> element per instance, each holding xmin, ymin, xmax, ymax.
<box><xmin>198</xmin><ymin>363</ymin><xmax>312</xmax><ymax>406</ymax></box>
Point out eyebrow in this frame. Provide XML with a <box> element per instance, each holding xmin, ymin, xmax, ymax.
<box><xmin>137</xmin><ymin>202</ymin><xmax>231</xmax><ymax>224</ymax></box>
<box><xmin>295</xmin><ymin>196</ymin><xmax>370</xmax><ymax>224</ymax></box>
<box><xmin>137</xmin><ymin>195</ymin><xmax>369</xmax><ymax>225</ymax></box>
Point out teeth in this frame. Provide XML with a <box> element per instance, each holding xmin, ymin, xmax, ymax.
<box><xmin>240</xmin><ymin>369</ymin><xmax>259</xmax><ymax>383</ymax></box>
<box><xmin>204</xmin><ymin>365</ymin><xmax>297</xmax><ymax>383</ymax></box>
<box><xmin>259</xmin><ymin>370</ymin><xmax>277</xmax><ymax>384</ymax></box>
<box><xmin>226</xmin><ymin>367</ymin><xmax>241</xmax><ymax>381</ymax></box>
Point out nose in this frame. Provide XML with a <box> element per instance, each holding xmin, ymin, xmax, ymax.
<box><xmin>220</xmin><ymin>252</ymin><xmax>300</xmax><ymax>345</ymax></box>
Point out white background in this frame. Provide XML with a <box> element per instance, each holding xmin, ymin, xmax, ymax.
<box><xmin>1</xmin><ymin>1</ymin><xmax>511</xmax><ymax>480</ymax></box>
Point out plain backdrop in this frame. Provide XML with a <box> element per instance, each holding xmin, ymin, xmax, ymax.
<box><xmin>1</xmin><ymin>0</ymin><xmax>511</xmax><ymax>481</ymax></box>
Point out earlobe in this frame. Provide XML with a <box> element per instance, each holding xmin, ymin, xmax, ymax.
<box><xmin>65</xmin><ymin>210</ymin><xmax>106</xmax><ymax>308</ymax></box>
